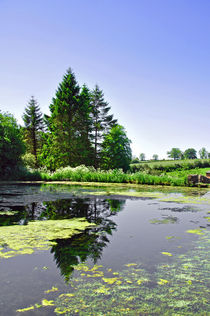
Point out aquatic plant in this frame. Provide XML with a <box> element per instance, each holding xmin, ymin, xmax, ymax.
<box><xmin>16</xmin><ymin>230</ymin><xmax>210</xmax><ymax>315</ymax></box>
<box><xmin>150</xmin><ymin>216</ymin><xmax>178</xmax><ymax>224</ymax></box>
<box><xmin>0</xmin><ymin>218</ymin><xmax>95</xmax><ymax>259</ymax></box>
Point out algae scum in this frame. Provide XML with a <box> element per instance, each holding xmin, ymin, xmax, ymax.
<box><xmin>0</xmin><ymin>184</ymin><xmax>209</xmax><ymax>315</ymax></box>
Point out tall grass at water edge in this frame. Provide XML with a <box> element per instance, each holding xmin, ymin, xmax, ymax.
<box><xmin>14</xmin><ymin>165</ymin><xmax>188</xmax><ymax>186</ymax></box>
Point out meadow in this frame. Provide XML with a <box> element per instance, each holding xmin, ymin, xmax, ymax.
<box><xmin>130</xmin><ymin>159</ymin><xmax>210</xmax><ymax>173</ymax></box>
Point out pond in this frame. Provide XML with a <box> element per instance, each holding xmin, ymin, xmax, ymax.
<box><xmin>0</xmin><ymin>183</ymin><xmax>209</xmax><ymax>315</ymax></box>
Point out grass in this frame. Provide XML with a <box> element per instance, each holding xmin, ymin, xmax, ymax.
<box><xmin>12</xmin><ymin>165</ymin><xmax>188</xmax><ymax>186</ymax></box>
<box><xmin>130</xmin><ymin>159</ymin><xmax>210</xmax><ymax>173</ymax></box>
<box><xmin>4</xmin><ymin>160</ymin><xmax>210</xmax><ymax>187</ymax></box>
<box><xmin>166</xmin><ymin>167</ymin><xmax>210</xmax><ymax>178</ymax></box>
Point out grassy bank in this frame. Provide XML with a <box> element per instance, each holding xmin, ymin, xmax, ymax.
<box><xmin>167</xmin><ymin>167</ymin><xmax>210</xmax><ymax>178</ymax></box>
<box><xmin>3</xmin><ymin>162</ymin><xmax>210</xmax><ymax>187</ymax></box>
<box><xmin>130</xmin><ymin>159</ymin><xmax>210</xmax><ymax>173</ymax></box>
<box><xmin>12</xmin><ymin>165</ymin><xmax>188</xmax><ymax>186</ymax></box>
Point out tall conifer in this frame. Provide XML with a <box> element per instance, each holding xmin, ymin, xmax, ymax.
<box><xmin>76</xmin><ymin>85</ymin><xmax>94</xmax><ymax>165</ymax></box>
<box><xmin>46</xmin><ymin>68</ymin><xmax>80</xmax><ymax>168</ymax></box>
<box><xmin>22</xmin><ymin>96</ymin><xmax>43</xmax><ymax>167</ymax></box>
<box><xmin>90</xmin><ymin>85</ymin><xmax>117</xmax><ymax>168</ymax></box>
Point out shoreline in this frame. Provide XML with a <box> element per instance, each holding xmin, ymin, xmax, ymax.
<box><xmin>0</xmin><ymin>180</ymin><xmax>209</xmax><ymax>191</ymax></box>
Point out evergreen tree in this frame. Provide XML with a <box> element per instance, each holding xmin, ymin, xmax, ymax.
<box><xmin>41</xmin><ymin>70</ymin><xmax>96</xmax><ymax>169</ymax></box>
<box><xmin>22</xmin><ymin>96</ymin><xmax>43</xmax><ymax>167</ymax></box>
<box><xmin>45</xmin><ymin>68</ymin><xmax>81</xmax><ymax>169</ymax></box>
<box><xmin>90</xmin><ymin>85</ymin><xmax>117</xmax><ymax>168</ymax></box>
<box><xmin>101</xmin><ymin>124</ymin><xmax>132</xmax><ymax>171</ymax></box>
<box><xmin>76</xmin><ymin>85</ymin><xmax>94</xmax><ymax>165</ymax></box>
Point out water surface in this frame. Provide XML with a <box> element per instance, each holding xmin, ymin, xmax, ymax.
<box><xmin>0</xmin><ymin>184</ymin><xmax>209</xmax><ymax>315</ymax></box>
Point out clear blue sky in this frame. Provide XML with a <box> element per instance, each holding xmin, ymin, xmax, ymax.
<box><xmin>0</xmin><ymin>0</ymin><xmax>210</xmax><ymax>159</ymax></box>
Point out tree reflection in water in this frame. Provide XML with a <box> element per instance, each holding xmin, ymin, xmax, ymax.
<box><xmin>45</xmin><ymin>197</ymin><xmax>125</xmax><ymax>281</ymax></box>
<box><xmin>0</xmin><ymin>197</ymin><xmax>125</xmax><ymax>281</ymax></box>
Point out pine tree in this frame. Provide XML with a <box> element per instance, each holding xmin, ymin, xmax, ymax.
<box><xmin>76</xmin><ymin>85</ymin><xmax>94</xmax><ymax>165</ymax></box>
<box><xmin>46</xmin><ymin>68</ymin><xmax>81</xmax><ymax>168</ymax></box>
<box><xmin>90</xmin><ymin>85</ymin><xmax>117</xmax><ymax>168</ymax></box>
<box><xmin>22</xmin><ymin>96</ymin><xmax>43</xmax><ymax>167</ymax></box>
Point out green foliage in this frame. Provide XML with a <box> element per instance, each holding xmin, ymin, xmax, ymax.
<box><xmin>14</xmin><ymin>164</ymin><xmax>187</xmax><ymax>186</ymax></box>
<box><xmin>39</xmin><ymin>71</ymin><xmax>117</xmax><ymax>170</ymax></box>
<box><xmin>45</xmin><ymin>68</ymin><xmax>81</xmax><ymax>169</ymax></box>
<box><xmin>167</xmin><ymin>167</ymin><xmax>210</xmax><ymax>178</ymax></box>
<box><xmin>131</xmin><ymin>157</ymin><xmax>139</xmax><ymax>163</ymax></box>
<box><xmin>152</xmin><ymin>154</ymin><xmax>158</xmax><ymax>160</ymax></box>
<box><xmin>130</xmin><ymin>158</ymin><xmax>210</xmax><ymax>173</ymax></box>
<box><xmin>139</xmin><ymin>153</ymin><xmax>146</xmax><ymax>161</ymax></box>
<box><xmin>184</xmin><ymin>148</ymin><xmax>197</xmax><ymax>159</ymax></box>
<box><xmin>0</xmin><ymin>111</ymin><xmax>25</xmax><ymax>178</ymax></box>
<box><xmin>90</xmin><ymin>85</ymin><xmax>117</xmax><ymax>168</ymax></box>
<box><xmin>167</xmin><ymin>147</ymin><xmax>183</xmax><ymax>160</ymax></box>
<box><xmin>199</xmin><ymin>147</ymin><xmax>208</xmax><ymax>159</ymax></box>
<box><xmin>101</xmin><ymin>125</ymin><xmax>132</xmax><ymax>171</ymax></box>
<box><xmin>21</xmin><ymin>152</ymin><xmax>37</xmax><ymax>169</ymax></box>
<box><xmin>22</xmin><ymin>96</ymin><xmax>44</xmax><ymax>167</ymax></box>
<box><xmin>76</xmin><ymin>85</ymin><xmax>94</xmax><ymax>165</ymax></box>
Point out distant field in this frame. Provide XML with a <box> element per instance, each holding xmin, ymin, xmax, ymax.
<box><xmin>130</xmin><ymin>159</ymin><xmax>210</xmax><ymax>173</ymax></box>
<box><xmin>166</xmin><ymin>167</ymin><xmax>210</xmax><ymax>178</ymax></box>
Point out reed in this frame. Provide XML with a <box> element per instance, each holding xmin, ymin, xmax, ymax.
<box><xmin>13</xmin><ymin>165</ymin><xmax>188</xmax><ymax>187</ymax></box>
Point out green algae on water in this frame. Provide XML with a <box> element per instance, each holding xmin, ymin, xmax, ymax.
<box><xmin>186</xmin><ymin>228</ymin><xmax>205</xmax><ymax>235</ymax></box>
<box><xmin>75</xmin><ymin>187</ymin><xmax>210</xmax><ymax>205</ymax></box>
<box><xmin>150</xmin><ymin>216</ymin><xmax>178</xmax><ymax>224</ymax></box>
<box><xmin>17</xmin><ymin>230</ymin><xmax>210</xmax><ymax>315</ymax></box>
<box><xmin>0</xmin><ymin>218</ymin><xmax>95</xmax><ymax>259</ymax></box>
<box><xmin>54</xmin><ymin>230</ymin><xmax>210</xmax><ymax>315</ymax></box>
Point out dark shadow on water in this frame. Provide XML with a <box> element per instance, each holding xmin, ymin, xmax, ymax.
<box><xmin>0</xmin><ymin>194</ymin><xmax>126</xmax><ymax>281</ymax></box>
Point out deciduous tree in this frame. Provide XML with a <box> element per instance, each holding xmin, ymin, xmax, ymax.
<box><xmin>139</xmin><ymin>153</ymin><xmax>146</xmax><ymax>161</ymax></box>
<box><xmin>167</xmin><ymin>148</ymin><xmax>182</xmax><ymax>160</ymax></box>
<box><xmin>0</xmin><ymin>111</ymin><xmax>25</xmax><ymax>177</ymax></box>
<box><xmin>101</xmin><ymin>125</ymin><xmax>132</xmax><ymax>171</ymax></box>
<box><xmin>152</xmin><ymin>154</ymin><xmax>158</xmax><ymax>161</ymax></box>
<box><xmin>199</xmin><ymin>147</ymin><xmax>208</xmax><ymax>159</ymax></box>
<box><xmin>184</xmin><ymin>148</ymin><xmax>197</xmax><ymax>159</ymax></box>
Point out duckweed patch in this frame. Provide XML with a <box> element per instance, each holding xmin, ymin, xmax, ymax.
<box><xmin>16</xmin><ymin>306</ymin><xmax>35</xmax><ymax>312</ymax></box>
<box><xmin>161</xmin><ymin>251</ymin><xmax>173</xmax><ymax>256</ymax></box>
<box><xmin>186</xmin><ymin>228</ymin><xmax>205</xmax><ymax>235</ymax></box>
<box><xmin>81</xmin><ymin>189</ymin><xmax>210</xmax><ymax>205</ymax></box>
<box><xmin>204</xmin><ymin>216</ymin><xmax>210</xmax><ymax>222</ymax></box>
<box><xmin>0</xmin><ymin>218</ymin><xmax>95</xmax><ymax>258</ymax></box>
<box><xmin>17</xmin><ymin>230</ymin><xmax>210</xmax><ymax>315</ymax></box>
<box><xmin>45</xmin><ymin>286</ymin><xmax>59</xmax><ymax>294</ymax></box>
<box><xmin>150</xmin><ymin>216</ymin><xmax>178</xmax><ymax>224</ymax></box>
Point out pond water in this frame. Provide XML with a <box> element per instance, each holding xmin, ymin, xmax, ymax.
<box><xmin>0</xmin><ymin>184</ymin><xmax>209</xmax><ymax>315</ymax></box>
